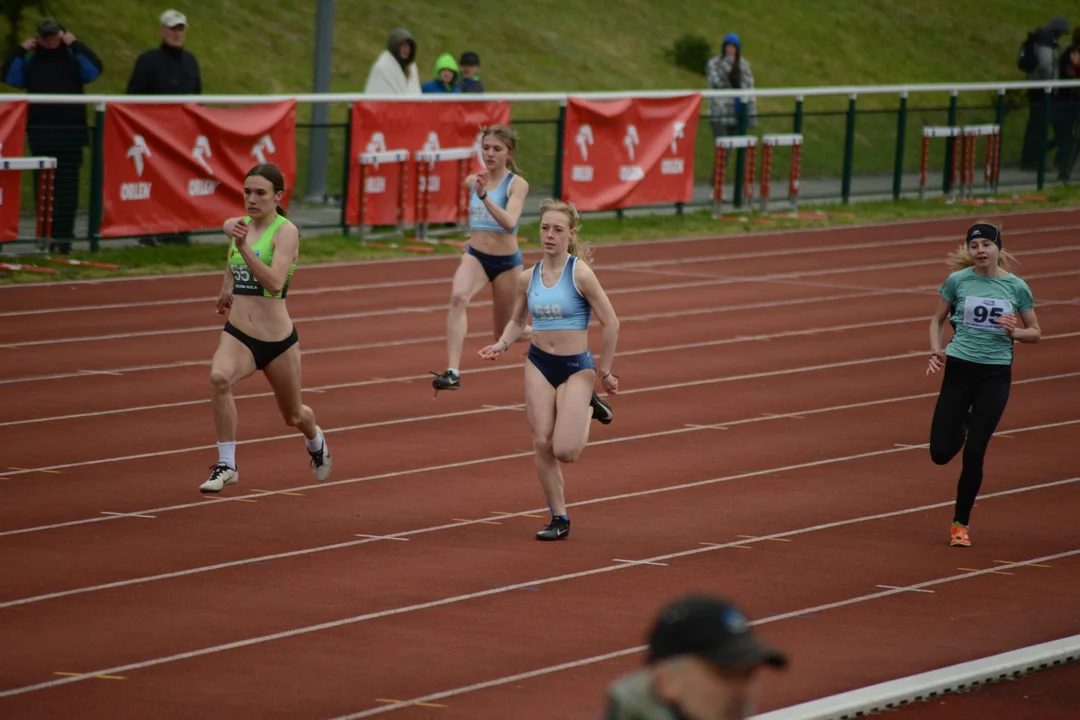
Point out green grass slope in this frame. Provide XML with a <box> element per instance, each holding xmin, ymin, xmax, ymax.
<box><xmin>0</xmin><ymin>1</ymin><xmax>1070</xmax><ymax>205</ymax></box>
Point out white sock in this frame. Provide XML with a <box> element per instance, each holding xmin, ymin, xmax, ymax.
<box><xmin>305</xmin><ymin>429</ymin><xmax>324</xmax><ymax>453</ymax></box>
<box><xmin>218</xmin><ymin>441</ymin><xmax>237</xmax><ymax>470</ymax></box>
<box><xmin>447</xmin><ymin>367</ymin><xmax>459</xmax><ymax>377</ymax></box>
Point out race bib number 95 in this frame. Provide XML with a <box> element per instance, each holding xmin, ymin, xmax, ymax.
<box><xmin>963</xmin><ymin>295</ymin><xmax>1012</xmax><ymax>332</ymax></box>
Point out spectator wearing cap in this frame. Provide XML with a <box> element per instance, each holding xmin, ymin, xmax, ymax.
<box><xmin>126</xmin><ymin>10</ymin><xmax>202</xmax><ymax>96</ymax></box>
<box><xmin>421</xmin><ymin>53</ymin><xmax>462</xmax><ymax>93</ymax></box>
<box><xmin>1</xmin><ymin>17</ymin><xmax>104</xmax><ymax>253</ymax></box>
<box><xmin>458</xmin><ymin>51</ymin><xmax>485</xmax><ymax>93</ymax></box>
<box><xmin>600</xmin><ymin>595</ymin><xmax>787</xmax><ymax>720</ymax></box>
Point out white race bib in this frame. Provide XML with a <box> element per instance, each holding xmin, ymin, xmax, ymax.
<box><xmin>962</xmin><ymin>295</ymin><xmax>1012</xmax><ymax>332</ymax></box>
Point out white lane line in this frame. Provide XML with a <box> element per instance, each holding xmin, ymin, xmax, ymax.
<box><xmin>4</xmin><ymin>246</ymin><xmax>1077</xmax><ymax>350</ymax></box>
<box><xmin>3</xmin><ymin>304</ymin><xmax>1078</xmax><ymax>429</ymax></box>
<box><xmin>3</xmin><ymin>483</ymin><xmax>1077</xmax><ymax>701</ymax></box>
<box><xmin>2</xmin><ymin>212</ymin><xmax>1075</xmax><ymax>293</ymax></box>
<box><xmin>876</xmin><ymin>585</ymin><xmax>935</xmax><ymax>594</ymax></box>
<box><xmin>2</xmin><ymin>375</ymin><xmax>1077</xmax><ymax>539</ymax></box>
<box><xmin>324</xmin><ymin>546</ymin><xmax>1080</xmax><ymax>719</ymax></box>
<box><xmin>0</xmin><ymin>350</ymin><xmax>934</xmax><ymax>477</ymax></box>
<box><xmin>99</xmin><ymin>511</ymin><xmax>156</xmax><ymax>519</ymax></box>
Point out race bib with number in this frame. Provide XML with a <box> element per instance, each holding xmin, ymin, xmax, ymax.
<box><xmin>230</xmin><ymin>263</ymin><xmax>263</xmax><ymax>294</ymax></box>
<box><xmin>962</xmin><ymin>295</ymin><xmax>1012</xmax><ymax>332</ymax></box>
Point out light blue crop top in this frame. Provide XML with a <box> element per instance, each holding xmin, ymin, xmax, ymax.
<box><xmin>469</xmin><ymin>172</ymin><xmax>519</xmax><ymax>234</ymax></box>
<box><xmin>527</xmin><ymin>256</ymin><xmax>592</xmax><ymax>331</ymax></box>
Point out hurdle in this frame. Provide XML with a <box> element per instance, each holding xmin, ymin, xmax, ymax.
<box><xmin>959</xmin><ymin>123</ymin><xmax>1001</xmax><ymax>198</ymax></box>
<box><xmin>414</xmin><ymin>146</ymin><xmax>475</xmax><ymax>241</ymax></box>
<box><xmin>919</xmin><ymin>126</ymin><xmax>961</xmax><ymax>201</ymax></box>
<box><xmin>712</xmin><ymin>135</ymin><xmax>757</xmax><ymax>218</ymax></box>
<box><xmin>0</xmin><ymin>156</ymin><xmax>57</xmax><ymax>254</ymax></box>
<box><xmin>759</xmin><ymin>133</ymin><xmax>803</xmax><ymax>213</ymax></box>
<box><xmin>355</xmin><ymin>149</ymin><xmax>409</xmax><ymax>241</ymax></box>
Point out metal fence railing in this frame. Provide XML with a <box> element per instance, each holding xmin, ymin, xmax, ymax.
<box><xmin>1</xmin><ymin>79</ymin><xmax>1078</xmax><ymax>251</ymax></box>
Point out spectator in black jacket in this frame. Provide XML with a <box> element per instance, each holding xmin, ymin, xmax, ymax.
<box><xmin>126</xmin><ymin>9</ymin><xmax>202</xmax><ymax>96</ymax></box>
<box><xmin>458</xmin><ymin>52</ymin><xmax>485</xmax><ymax>93</ymax></box>
<box><xmin>127</xmin><ymin>9</ymin><xmax>201</xmax><ymax>245</ymax></box>
<box><xmin>1</xmin><ymin>17</ymin><xmax>103</xmax><ymax>253</ymax></box>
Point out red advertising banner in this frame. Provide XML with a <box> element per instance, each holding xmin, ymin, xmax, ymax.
<box><xmin>561</xmin><ymin>94</ymin><xmax>701</xmax><ymax>212</ymax></box>
<box><xmin>100</xmin><ymin>101</ymin><xmax>296</xmax><ymax>238</ymax></box>
<box><xmin>0</xmin><ymin>101</ymin><xmax>28</xmax><ymax>242</ymax></box>
<box><xmin>345</xmin><ymin>101</ymin><xmax>511</xmax><ymax>226</ymax></box>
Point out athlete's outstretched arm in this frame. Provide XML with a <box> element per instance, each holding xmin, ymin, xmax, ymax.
<box><xmin>475</xmin><ymin>174</ymin><xmax>530</xmax><ymax>232</ymax></box>
<box><xmin>479</xmin><ymin>270</ymin><xmax>532</xmax><ymax>359</ymax></box>
<box><xmin>237</xmin><ymin>222</ymin><xmax>299</xmax><ymax>297</ymax></box>
<box><xmin>575</xmin><ymin>262</ymin><xmax>620</xmax><ymax>394</ymax></box>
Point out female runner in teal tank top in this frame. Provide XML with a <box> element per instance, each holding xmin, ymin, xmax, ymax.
<box><xmin>199</xmin><ymin>163</ymin><xmax>332</xmax><ymax>494</ymax></box>
<box><xmin>926</xmin><ymin>222</ymin><xmax>1041</xmax><ymax>547</ymax></box>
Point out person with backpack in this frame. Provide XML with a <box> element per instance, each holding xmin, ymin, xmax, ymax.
<box><xmin>1019</xmin><ymin>16</ymin><xmax>1070</xmax><ymax>171</ymax></box>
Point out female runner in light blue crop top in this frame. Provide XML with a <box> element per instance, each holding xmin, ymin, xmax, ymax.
<box><xmin>478</xmin><ymin>199</ymin><xmax>621</xmax><ymax>541</ymax></box>
<box><xmin>431</xmin><ymin>125</ymin><xmax>532</xmax><ymax>394</ymax></box>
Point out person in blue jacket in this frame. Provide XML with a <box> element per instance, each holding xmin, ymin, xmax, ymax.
<box><xmin>421</xmin><ymin>53</ymin><xmax>462</xmax><ymax>93</ymax></box>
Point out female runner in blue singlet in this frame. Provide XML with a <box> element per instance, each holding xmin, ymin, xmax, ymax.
<box><xmin>199</xmin><ymin>163</ymin><xmax>332</xmax><ymax>494</ymax></box>
<box><xmin>478</xmin><ymin>199</ymin><xmax>620</xmax><ymax>540</ymax></box>
<box><xmin>432</xmin><ymin>125</ymin><xmax>532</xmax><ymax>393</ymax></box>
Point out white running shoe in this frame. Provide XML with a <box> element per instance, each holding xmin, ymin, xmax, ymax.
<box><xmin>308</xmin><ymin>427</ymin><xmax>332</xmax><ymax>482</ymax></box>
<box><xmin>200</xmin><ymin>463</ymin><xmax>238</xmax><ymax>494</ymax></box>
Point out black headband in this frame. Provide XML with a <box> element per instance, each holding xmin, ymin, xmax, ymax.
<box><xmin>966</xmin><ymin>223</ymin><xmax>1001</xmax><ymax>249</ymax></box>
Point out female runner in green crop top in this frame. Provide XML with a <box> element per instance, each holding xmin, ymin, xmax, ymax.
<box><xmin>199</xmin><ymin>163</ymin><xmax>332</xmax><ymax>494</ymax></box>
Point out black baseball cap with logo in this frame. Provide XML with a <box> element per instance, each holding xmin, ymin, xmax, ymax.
<box><xmin>647</xmin><ymin>595</ymin><xmax>788</xmax><ymax>671</ymax></box>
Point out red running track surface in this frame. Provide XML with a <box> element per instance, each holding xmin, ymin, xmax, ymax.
<box><xmin>1</xmin><ymin>209</ymin><xmax>1079</xmax><ymax>719</ymax></box>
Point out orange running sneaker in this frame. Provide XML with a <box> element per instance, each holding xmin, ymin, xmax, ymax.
<box><xmin>950</xmin><ymin>522</ymin><xmax>971</xmax><ymax>547</ymax></box>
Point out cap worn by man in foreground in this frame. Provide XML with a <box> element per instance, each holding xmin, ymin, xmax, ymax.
<box><xmin>601</xmin><ymin>595</ymin><xmax>788</xmax><ymax>720</ymax></box>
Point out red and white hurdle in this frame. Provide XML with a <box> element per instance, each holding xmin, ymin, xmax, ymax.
<box><xmin>920</xmin><ymin>124</ymin><xmax>1001</xmax><ymax>201</ymax></box>
<box><xmin>355</xmin><ymin>148</ymin><xmax>409</xmax><ymax>240</ymax></box>
<box><xmin>759</xmin><ymin>133</ymin><xmax>803</xmax><ymax>213</ymax></box>
<box><xmin>959</xmin><ymin>123</ymin><xmax>1001</xmax><ymax>198</ymax></box>
<box><xmin>0</xmin><ymin>156</ymin><xmax>57</xmax><ymax>252</ymax></box>
<box><xmin>920</xmin><ymin>126</ymin><xmax>961</xmax><ymax>201</ymax></box>
<box><xmin>712</xmin><ymin>135</ymin><xmax>757</xmax><ymax>218</ymax></box>
<box><xmin>414</xmin><ymin>146</ymin><xmax>475</xmax><ymax>241</ymax></box>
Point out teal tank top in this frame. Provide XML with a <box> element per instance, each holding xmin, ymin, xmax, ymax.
<box><xmin>228</xmin><ymin>215</ymin><xmax>295</xmax><ymax>299</ymax></box>
<box><xmin>939</xmin><ymin>267</ymin><xmax>1035</xmax><ymax>366</ymax></box>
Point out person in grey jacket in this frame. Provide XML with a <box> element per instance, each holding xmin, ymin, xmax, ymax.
<box><xmin>1022</xmin><ymin>16</ymin><xmax>1070</xmax><ymax>170</ymax></box>
<box><xmin>600</xmin><ymin>595</ymin><xmax>787</xmax><ymax>720</ymax></box>
<box><xmin>706</xmin><ymin>33</ymin><xmax>756</xmax><ymax>142</ymax></box>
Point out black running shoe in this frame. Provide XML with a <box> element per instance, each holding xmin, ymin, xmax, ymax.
<box><xmin>431</xmin><ymin>370</ymin><xmax>460</xmax><ymax>395</ymax></box>
<box><xmin>536</xmin><ymin>516</ymin><xmax>571</xmax><ymax>541</ymax></box>
<box><xmin>590</xmin><ymin>391</ymin><xmax>613</xmax><ymax>424</ymax></box>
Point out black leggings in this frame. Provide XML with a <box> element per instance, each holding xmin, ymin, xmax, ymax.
<box><xmin>929</xmin><ymin>356</ymin><xmax>1012</xmax><ymax>525</ymax></box>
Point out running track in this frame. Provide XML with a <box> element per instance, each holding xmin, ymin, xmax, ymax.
<box><xmin>1</xmin><ymin>210</ymin><xmax>1079</xmax><ymax>719</ymax></box>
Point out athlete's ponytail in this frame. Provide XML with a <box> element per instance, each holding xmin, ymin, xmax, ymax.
<box><xmin>276</xmin><ymin>204</ymin><xmax>288</xmax><ymax>218</ymax></box>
